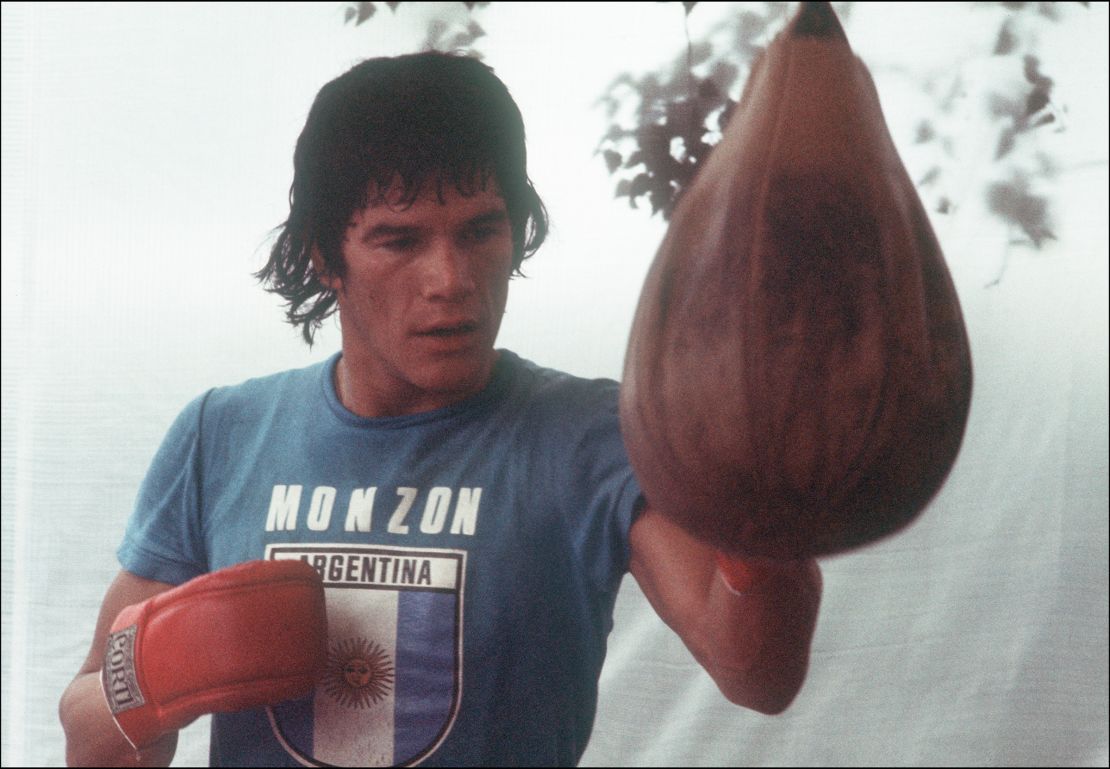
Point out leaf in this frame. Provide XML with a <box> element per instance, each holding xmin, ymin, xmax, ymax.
<box><xmin>1023</xmin><ymin>55</ymin><xmax>1052</xmax><ymax>89</ymax></box>
<box><xmin>995</xmin><ymin>126</ymin><xmax>1017</xmax><ymax>159</ymax></box>
<box><xmin>689</xmin><ymin>40</ymin><xmax>713</xmax><ymax>68</ymax></box>
<box><xmin>718</xmin><ymin>99</ymin><xmax>737</xmax><ymax>131</ymax></box>
<box><xmin>629</xmin><ymin>173</ymin><xmax>653</xmax><ymax>201</ymax></box>
<box><xmin>1036</xmin><ymin>2</ymin><xmax>1062</xmax><ymax>20</ymax></box>
<box><xmin>423</xmin><ymin>18</ymin><xmax>448</xmax><ymax>48</ymax></box>
<box><xmin>603</xmin><ymin>149</ymin><xmax>623</xmax><ymax>173</ymax></box>
<box><xmin>649</xmin><ymin>187</ymin><xmax>670</xmax><ymax>215</ymax></box>
<box><xmin>917</xmin><ymin>166</ymin><xmax>940</xmax><ymax>186</ymax></box>
<box><xmin>664</xmin><ymin>99</ymin><xmax>694</xmax><ymax>130</ymax></box>
<box><xmin>357</xmin><ymin>2</ymin><xmax>376</xmax><ymax>24</ymax></box>
<box><xmin>1029</xmin><ymin>112</ymin><xmax>1055</xmax><ymax>128</ymax></box>
<box><xmin>987</xmin><ymin>178</ymin><xmax>1055</xmax><ymax>248</ymax></box>
<box><xmin>988</xmin><ymin>92</ymin><xmax>1022</xmax><ymax>120</ymax></box>
<box><xmin>993</xmin><ymin>20</ymin><xmax>1016</xmax><ymax>55</ymax></box>
<box><xmin>914</xmin><ymin>120</ymin><xmax>936</xmax><ymax>143</ymax></box>
<box><xmin>1026</xmin><ymin>86</ymin><xmax>1050</xmax><ymax>116</ymax></box>
<box><xmin>447</xmin><ymin>29</ymin><xmax>480</xmax><ymax>50</ymax></box>
<box><xmin>636</xmin><ymin>123</ymin><xmax>671</xmax><ymax>159</ymax></box>
<box><xmin>638</xmin><ymin>74</ymin><xmax>662</xmax><ymax>105</ymax></box>
<box><xmin>684</xmin><ymin>137</ymin><xmax>711</xmax><ymax>164</ymax></box>
<box><xmin>709</xmin><ymin>60</ymin><xmax>739</xmax><ymax>94</ymax></box>
<box><xmin>600</xmin><ymin>123</ymin><xmax>632</xmax><ymax>143</ymax></box>
<box><xmin>696</xmin><ymin>76</ymin><xmax>721</xmax><ymax>103</ymax></box>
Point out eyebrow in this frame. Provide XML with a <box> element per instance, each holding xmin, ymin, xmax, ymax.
<box><xmin>360</xmin><ymin>223</ymin><xmax>422</xmax><ymax>243</ymax></box>
<box><xmin>359</xmin><ymin>208</ymin><xmax>510</xmax><ymax>243</ymax></box>
<box><xmin>465</xmin><ymin>210</ymin><xmax>511</xmax><ymax>229</ymax></box>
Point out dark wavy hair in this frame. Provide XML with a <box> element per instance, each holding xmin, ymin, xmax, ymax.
<box><xmin>256</xmin><ymin>52</ymin><xmax>549</xmax><ymax>345</ymax></box>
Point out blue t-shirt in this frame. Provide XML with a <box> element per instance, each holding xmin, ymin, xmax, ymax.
<box><xmin>118</xmin><ymin>350</ymin><xmax>643</xmax><ymax>767</ymax></box>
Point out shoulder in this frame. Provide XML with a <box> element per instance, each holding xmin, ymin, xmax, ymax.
<box><xmin>199</xmin><ymin>355</ymin><xmax>334</xmax><ymax>420</ymax></box>
<box><xmin>161</xmin><ymin>356</ymin><xmax>334</xmax><ymax>446</ymax></box>
<box><xmin>497</xmin><ymin>351</ymin><xmax>627</xmax><ymax>464</ymax></box>
<box><xmin>500</xmin><ymin>350</ymin><xmax>620</xmax><ymax>419</ymax></box>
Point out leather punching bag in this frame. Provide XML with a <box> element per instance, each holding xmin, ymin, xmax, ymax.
<box><xmin>619</xmin><ymin>2</ymin><xmax>973</xmax><ymax>559</ymax></box>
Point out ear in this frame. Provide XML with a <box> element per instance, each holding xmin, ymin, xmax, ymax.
<box><xmin>311</xmin><ymin>245</ymin><xmax>342</xmax><ymax>291</ymax></box>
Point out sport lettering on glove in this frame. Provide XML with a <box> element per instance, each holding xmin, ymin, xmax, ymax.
<box><xmin>104</xmin><ymin>624</ymin><xmax>145</xmax><ymax>714</ymax></box>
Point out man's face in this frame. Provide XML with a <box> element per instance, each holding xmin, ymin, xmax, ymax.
<box><xmin>327</xmin><ymin>179</ymin><xmax>515</xmax><ymax>415</ymax></box>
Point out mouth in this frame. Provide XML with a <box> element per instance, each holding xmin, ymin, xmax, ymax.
<box><xmin>415</xmin><ymin>321</ymin><xmax>480</xmax><ymax>339</ymax></box>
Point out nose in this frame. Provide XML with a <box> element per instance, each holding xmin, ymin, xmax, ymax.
<box><xmin>421</xmin><ymin>239</ymin><xmax>476</xmax><ymax>301</ymax></box>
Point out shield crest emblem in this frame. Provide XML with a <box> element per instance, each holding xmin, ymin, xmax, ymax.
<box><xmin>264</xmin><ymin>544</ymin><xmax>465</xmax><ymax>767</ymax></box>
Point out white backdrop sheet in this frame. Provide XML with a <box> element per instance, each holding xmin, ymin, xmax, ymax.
<box><xmin>2</xmin><ymin>2</ymin><xmax>1107</xmax><ymax>766</ymax></box>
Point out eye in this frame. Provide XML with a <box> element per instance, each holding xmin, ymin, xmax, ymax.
<box><xmin>381</xmin><ymin>236</ymin><xmax>419</xmax><ymax>252</ymax></box>
<box><xmin>465</xmin><ymin>226</ymin><xmax>496</xmax><ymax>242</ymax></box>
<box><xmin>463</xmin><ymin>221</ymin><xmax>508</xmax><ymax>245</ymax></box>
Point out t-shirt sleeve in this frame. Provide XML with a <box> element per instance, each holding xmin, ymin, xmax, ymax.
<box><xmin>117</xmin><ymin>391</ymin><xmax>212</xmax><ymax>585</ymax></box>
<box><xmin>557</xmin><ymin>378</ymin><xmax>644</xmax><ymax>596</ymax></box>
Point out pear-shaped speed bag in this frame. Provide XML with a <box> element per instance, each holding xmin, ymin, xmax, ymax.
<box><xmin>619</xmin><ymin>2</ymin><xmax>973</xmax><ymax>559</ymax></box>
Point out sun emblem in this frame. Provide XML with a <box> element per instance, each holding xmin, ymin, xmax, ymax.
<box><xmin>323</xmin><ymin>637</ymin><xmax>395</xmax><ymax>709</ymax></box>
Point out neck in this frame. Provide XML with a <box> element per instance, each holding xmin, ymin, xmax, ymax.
<box><xmin>333</xmin><ymin>351</ymin><xmax>499</xmax><ymax>418</ymax></box>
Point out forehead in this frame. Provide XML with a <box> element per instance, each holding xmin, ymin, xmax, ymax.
<box><xmin>362</xmin><ymin>174</ymin><xmax>506</xmax><ymax>216</ymax></box>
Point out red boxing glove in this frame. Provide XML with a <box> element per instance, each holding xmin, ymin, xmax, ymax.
<box><xmin>101</xmin><ymin>559</ymin><xmax>327</xmax><ymax>750</ymax></box>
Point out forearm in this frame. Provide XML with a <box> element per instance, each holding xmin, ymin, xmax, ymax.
<box><xmin>696</xmin><ymin>557</ymin><xmax>822</xmax><ymax>713</ymax></box>
<box><xmin>59</xmin><ymin>671</ymin><xmax>176</xmax><ymax>768</ymax></box>
<box><xmin>629</xmin><ymin>508</ymin><xmax>823</xmax><ymax>714</ymax></box>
